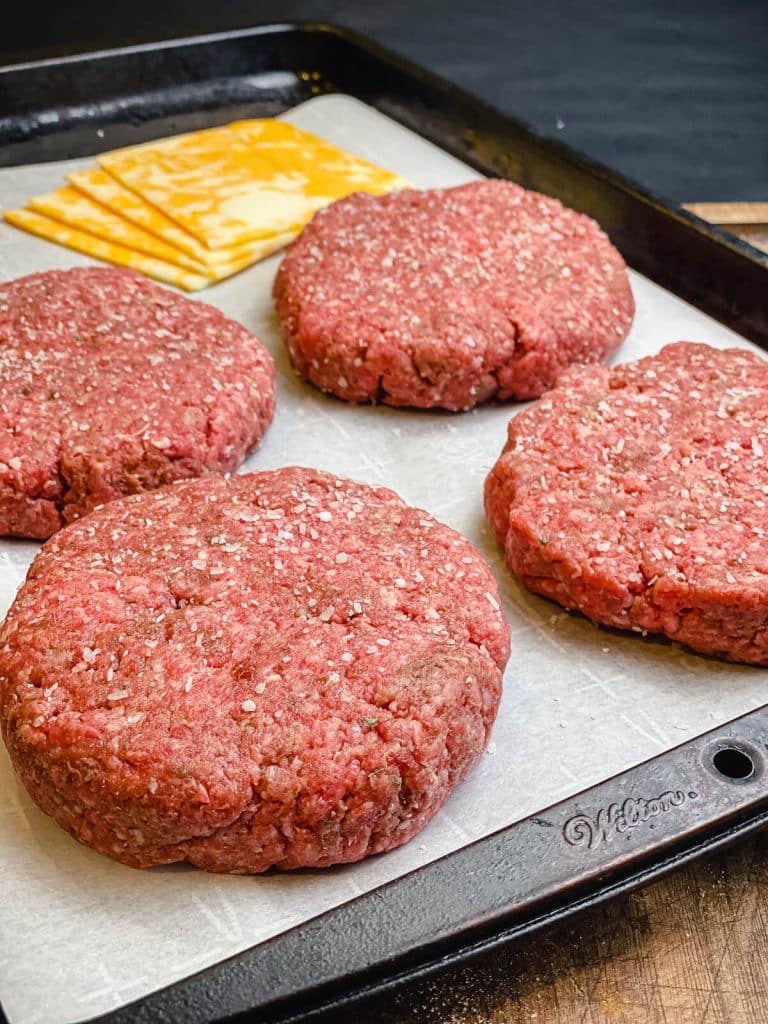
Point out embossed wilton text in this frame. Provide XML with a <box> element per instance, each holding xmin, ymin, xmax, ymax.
<box><xmin>563</xmin><ymin>790</ymin><xmax>694</xmax><ymax>850</ymax></box>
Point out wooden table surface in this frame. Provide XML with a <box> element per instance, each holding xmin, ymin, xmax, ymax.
<box><xmin>325</xmin><ymin>830</ymin><xmax>768</xmax><ymax>1024</ymax></box>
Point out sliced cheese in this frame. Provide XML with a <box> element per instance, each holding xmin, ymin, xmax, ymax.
<box><xmin>3</xmin><ymin>208</ymin><xmax>210</xmax><ymax>291</ymax></box>
<box><xmin>67</xmin><ymin>167</ymin><xmax>279</xmax><ymax>266</ymax></box>
<box><xmin>27</xmin><ymin>186</ymin><xmax>212</xmax><ymax>275</ymax></box>
<box><xmin>98</xmin><ymin>119</ymin><xmax>409</xmax><ymax>250</ymax></box>
<box><xmin>25</xmin><ymin>186</ymin><xmax>292</xmax><ymax>283</ymax></box>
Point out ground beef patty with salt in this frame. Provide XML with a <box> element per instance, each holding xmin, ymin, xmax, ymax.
<box><xmin>0</xmin><ymin>266</ymin><xmax>275</xmax><ymax>539</ymax></box>
<box><xmin>0</xmin><ymin>467</ymin><xmax>510</xmax><ymax>872</ymax></box>
<box><xmin>485</xmin><ymin>341</ymin><xmax>768</xmax><ymax>665</ymax></box>
<box><xmin>273</xmin><ymin>180</ymin><xmax>634</xmax><ymax>411</ymax></box>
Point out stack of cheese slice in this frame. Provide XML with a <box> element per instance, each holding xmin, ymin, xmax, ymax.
<box><xmin>4</xmin><ymin>120</ymin><xmax>408</xmax><ymax>290</ymax></box>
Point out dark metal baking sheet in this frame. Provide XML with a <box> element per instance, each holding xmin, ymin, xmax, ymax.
<box><xmin>1</xmin><ymin>23</ymin><xmax>767</xmax><ymax>1024</ymax></box>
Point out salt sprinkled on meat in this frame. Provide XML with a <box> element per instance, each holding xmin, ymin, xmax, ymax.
<box><xmin>0</xmin><ymin>467</ymin><xmax>509</xmax><ymax>872</ymax></box>
<box><xmin>274</xmin><ymin>180</ymin><xmax>633</xmax><ymax>410</ymax></box>
<box><xmin>486</xmin><ymin>341</ymin><xmax>768</xmax><ymax>664</ymax></box>
<box><xmin>0</xmin><ymin>267</ymin><xmax>275</xmax><ymax>538</ymax></box>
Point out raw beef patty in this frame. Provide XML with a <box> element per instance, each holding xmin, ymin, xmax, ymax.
<box><xmin>0</xmin><ymin>266</ymin><xmax>275</xmax><ymax>538</ymax></box>
<box><xmin>273</xmin><ymin>180</ymin><xmax>634</xmax><ymax>410</ymax></box>
<box><xmin>0</xmin><ymin>467</ymin><xmax>510</xmax><ymax>872</ymax></box>
<box><xmin>485</xmin><ymin>342</ymin><xmax>768</xmax><ymax>664</ymax></box>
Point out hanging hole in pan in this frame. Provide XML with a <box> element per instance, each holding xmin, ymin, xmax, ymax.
<box><xmin>711</xmin><ymin>746</ymin><xmax>755</xmax><ymax>781</ymax></box>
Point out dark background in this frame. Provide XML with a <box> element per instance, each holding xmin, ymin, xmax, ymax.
<box><xmin>1</xmin><ymin>0</ymin><xmax>766</xmax><ymax>204</ymax></box>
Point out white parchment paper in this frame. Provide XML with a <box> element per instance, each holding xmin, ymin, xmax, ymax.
<box><xmin>0</xmin><ymin>95</ymin><xmax>766</xmax><ymax>1024</ymax></box>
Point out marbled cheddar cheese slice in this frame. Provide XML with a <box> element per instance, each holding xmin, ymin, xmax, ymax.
<box><xmin>67</xmin><ymin>168</ymin><xmax>283</xmax><ymax>266</ymax></box>
<box><xmin>27</xmin><ymin>187</ymin><xmax>212</xmax><ymax>275</ymax></box>
<box><xmin>3</xmin><ymin>208</ymin><xmax>210</xmax><ymax>291</ymax></box>
<box><xmin>24</xmin><ymin>186</ymin><xmax>289</xmax><ymax>282</ymax></box>
<box><xmin>98</xmin><ymin>120</ymin><xmax>409</xmax><ymax>250</ymax></box>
